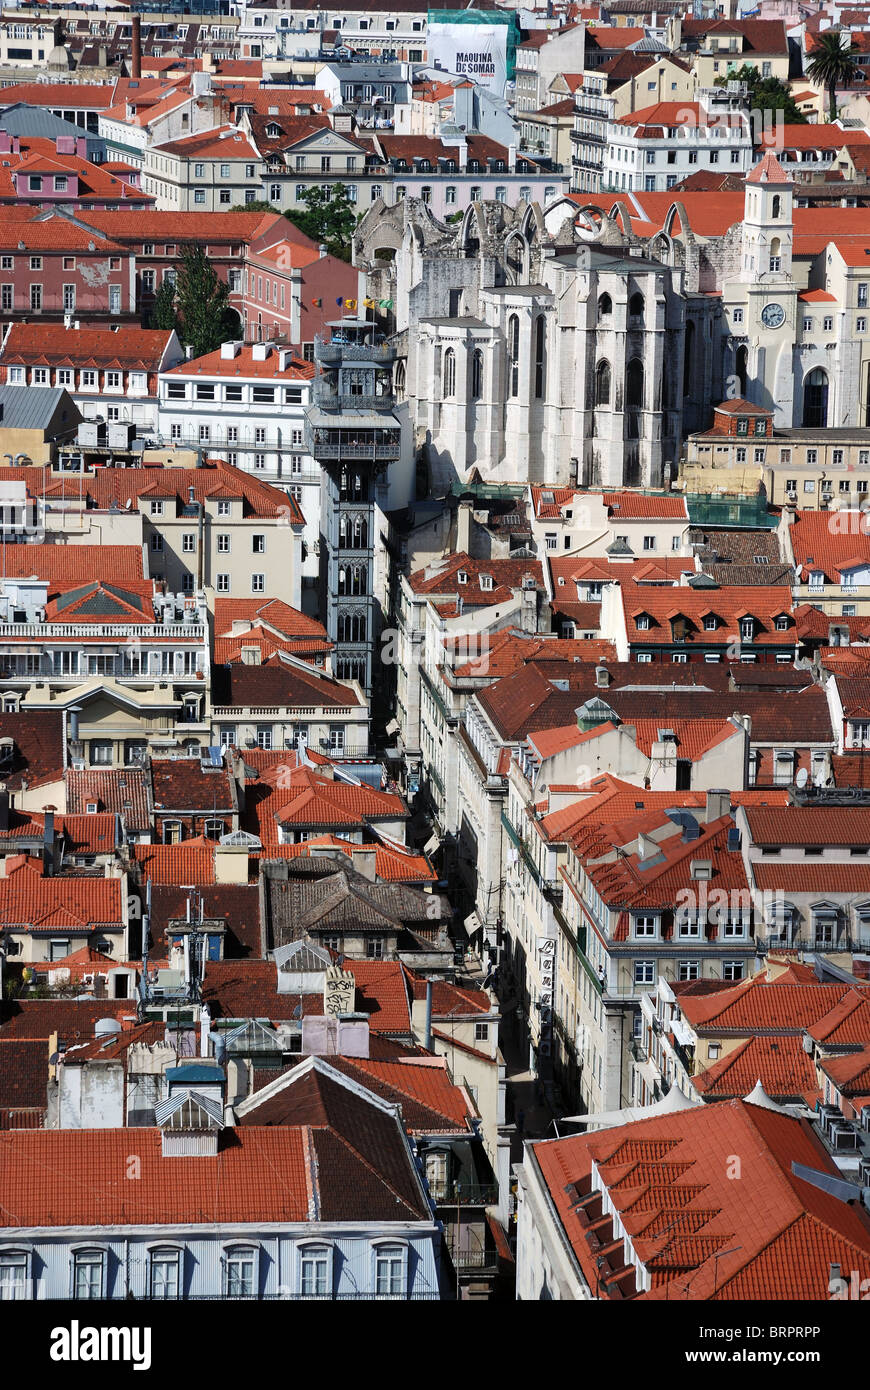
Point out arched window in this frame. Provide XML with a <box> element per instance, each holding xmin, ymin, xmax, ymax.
<box><xmin>629</xmin><ymin>291</ymin><xmax>644</xmax><ymax>318</ymax></box>
<box><xmin>442</xmin><ymin>348</ymin><xmax>455</xmax><ymax>398</ymax></box>
<box><xmin>769</xmin><ymin>236</ymin><xmax>781</xmax><ymax>272</ymax></box>
<box><xmin>771</xmin><ymin>194</ymin><xmax>781</xmax><ymax>219</ymax></box>
<box><xmin>803</xmin><ymin>367</ymin><xmax>829</xmax><ymax>428</ymax></box>
<box><xmin>471</xmin><ymin>349</ymin><xmax>483</xmax><ymax>399</ymax></box>
<box><xmin>736</xmin><ymin>344</ymin><xmax>748</xmax><ymax>398</ymax></box>
<box><xmin>597</xmin><ymin>293</ymin><xmax>612</xmax><ymax>319</ymax></box>
<box><xmin>626</xmin><ymin>359</ymin><xmax>644</xmax><ymax>438</ymax></box>
<box><xmin>394</xmin><ymin>360</ymin><xmax>406</xmax><ymax>399</ymax></box>
<box><xmin>595</xmin><ymin>359</ymin><xmax>611</xmax><ymax>406</ymax></box>
<box><xmin>683</xmin><ymin>320</ymin><xmax>695</xmax><ymax>398</ymax></box>
<box><xmin>626</xmin><ymin>359</ymin><xmax>644</xmax><ymax>409</ymax></box>
<box><xmin>507</xmin><ymin>314</ymin><xmax>519</xmax><ymax>397</ymax></box>
<box><xmin>534</xmin><ymin>314</ymin><xmax>546</xmax><ymax>399</ymax></box>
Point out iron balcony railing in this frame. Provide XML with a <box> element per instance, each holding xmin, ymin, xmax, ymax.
<box><xmin>315</xmin><ymin>337</ymin><xmax>396</xmax><ymax>364</ymax></box>
<box><xmin>314</xmin><ymin>391</ymin><xmax>396</xmax><ymax>412</ymax></box>
<box><xmin>448</xmin><ymin>1247</ymin><xmax>499</xmax><ymax>1273</ymax></box>
<box><xmin>431</xmin><ymin>1182</ymin><xmax>499</xmax><ymax>1206</ymax></box>
<box><xmin>309</xmin><ymin>442</ymin><xmax>401</xmax><ymax>460</ymax></box>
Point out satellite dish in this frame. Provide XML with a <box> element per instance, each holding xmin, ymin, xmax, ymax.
<box><xmin>795</xmin><ymin>768</ymin><xmax>809</xmax><ymax>788</ymax></box>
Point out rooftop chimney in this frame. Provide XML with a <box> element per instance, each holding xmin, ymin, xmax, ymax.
<box><xmin>43</xmin><ymin>808</ymin><xmax>56</xmax><ymax>877</ymax></box>
<box><xmin>131</xmin><ymin>12</ymin><xmax>141</xmax><ymax>80</ymax></box>
<box><xmin>705</xmin><ymin>789</ymin><xmax>730</xmax><ymax>823</ymax></box>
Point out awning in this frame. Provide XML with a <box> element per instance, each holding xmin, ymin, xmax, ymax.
<box><xmin>561</xmin><ymin>1083</ymin><xmax>702</xmax><ymax>1130</ymax></box>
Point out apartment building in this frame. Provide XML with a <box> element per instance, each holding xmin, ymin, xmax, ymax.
<box><xmin>0</xmin><ymin>324</ymin><xmax>183</xmax><ymax>433</ymax></box>
<box><xmin>145</xmin><ymin>125</ymin><xmax>263</xmax><ymax>210</ymax></box>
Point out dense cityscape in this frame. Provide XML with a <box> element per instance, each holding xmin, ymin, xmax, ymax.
<box><xmin>0</xmin><ymin>0</ymin><xmax>869</xmax><ymax>1326</ymax></box>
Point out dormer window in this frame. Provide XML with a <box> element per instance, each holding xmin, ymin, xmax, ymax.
<box><xmin>704</xmin><ymin>615</ymin><xmax>717</xmax><ymax>631</ymax></box>
<box><xmin>740</xmin><ymin>617</ymin><xmax>754</xmax><ymax>640</ymax></box>
<box><xmin>480</xmin><ymin>574</ymin><xmax>493</xmax><ymax>591</ymax></box>
<box><xmin>457</xmin><ymin>571</ymin><xmax>467</xmax><ymax>584</ymax></box>
<box><xmin>634</xmin><ymin>914</ymin><xmax>657</xmax><ymax>938</ymax></box>
<box><xmin>736</xmin><ymin>417</ymin><xmax>749</xmax><ymax>436</ymax></box>
<box><xmin>636</xmin><ymin>614</ymin><xmax>651</xmax><ymax>630</ymax></box>
<box><xmin>775</xmin><ymin>615</ymin><xmax>789</xmax><ymax>631</ymax></box>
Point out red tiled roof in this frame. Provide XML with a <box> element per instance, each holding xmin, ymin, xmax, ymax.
<box><xmin>154</xmin><ymin>124</ymin><xmax>258</xmax><ymax>160</ymax></box>
<box><xmin>214</xmin><ymin>598</ymin><xmax>328</xmax><ymax>646</ymax></box>
<box><xmin>820</xmin><ymin>1043</ymin><xmax>870</xmax><ymax>1094</ymax></box>
<box><xmin>269</xmin><ymin>835</ymin><xmax>436</xmax><ymax>883</ymax></box>
<box><xmin>530</xmin><ymin>1100</ymin><xmax>870</xmax><ymax>1300</ymax></box>
<box><xmin>679</xmin><ymin>974</ymin><xmax>861</xmax><ymax>1033</ymax></box>
<box><xmin>0</xmin><ymin>857</ymin><xmax>123</xmax><ymax>931</ymax></box>
<box><xmin>408</xmin><ymin>553</ymin><xmax>543</xmax><ymax>604</ymax></box>
<box><xmin>251</xmin><ymin>1054</ymin><xmax>474</xmax><ymax>1134</ymax></box>
<box><xmin>530</xmin><ymin>486</ymin><xmax>688</xmax><ymax>520</ymax></box>
<box><xmin>202</xmin><ymin>957</ymin><xmax>413</xmax><ymax>1034</ymax></box>
<box><xmin>693</xmin><ymin>1034</ymin><xmax>820</xmax><ymax>1104</ymax></box>
<box><xmin>752</xmin><ymin>863</ymin><xmax>870</xmax><ymax>892</ymax></box>
<box><xmin>4</xmin><ymin>460</ymin><xmax>303</xmax><ymax>523</ymax></box>
<box><xmin>746</xmin><ymin>151</ymin><xmax>791</xmax><ymax>183</ymax></box>
<box><xmin>165</xmin><ymin>345</ymin><xmax>314</xmax><ymax>380</ymax></box>
<box><xmin>745</xmin><ymin>806</ymin><xmax>870</xmax><ymax>845</ymax></box>
<box><xmin>809</xmin><ymin>989</ymin><xmax>870</xmax><ymax>1046</ymax></box>
<box><xmin>0</xmin><ymin>997</ymin><xmax>137</xmax><ymax>1041</ymax></box>
<box><xmin>77</xmin><ymin>208</ymin><xmax>288</xmax><ymax>245</ymax></box>
<box><xmin>0</xmin><ymin>544</ymin><xmax>143</xmax><ymax>584</ymax></box>
<box><xmin>787</xmin><ymin>509</ymin><xmax>870</xmax><ymax>583</ymax></box>
<box><xmin>620</xmin><ymin>582</ymin><xmax>794</xmax><ymax>646</ymax></box>
<box><xmin>0</xmin><ymin>325</ymin><xmax>175</xmax><ymax>372</ymax></box>
<box><xmin>65</xmin><ymin>768</ymin><xmax>150</xmax><ymax>828</ymax></box>
<box><xmin>0</xmin><ymin>1038</ymin><xmax>48</xmax><ymax>1110</ymax></box>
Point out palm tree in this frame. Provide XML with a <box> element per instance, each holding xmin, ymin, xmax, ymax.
<box><xmin>806</xmin><ymin>29</ymin><xmax>861</xmax><ymax>122</ymax></box>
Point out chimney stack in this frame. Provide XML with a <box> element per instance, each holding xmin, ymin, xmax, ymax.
<box><xmin>131</xmin><ymin>12</ymin><xmax>141</xmax><ymax>80</ymax></box>
<box><xmin>456</xmin><ymin>500</ymin><xmax>472</xmax><ymax>554</ymax></box>
<box><xmin>705</xmin><ymin>788</ymin><xmax>731</xmax><ymax>823</ymax></box>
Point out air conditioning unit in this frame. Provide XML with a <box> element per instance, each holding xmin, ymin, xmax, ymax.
<box><xmin>652</xmin><ymin>1018</ymin><xmax>664</xmax><ymax>1035</ymax></box>
<box><xmin>831</xmin><ymin>1122</ymin><xmax>860</xmax><ymax>1152</ymax></box>
<box><xmin>817</xmin><ymin>1103</ymin><xmax>841</xmax><ymax>1136</ymax></box>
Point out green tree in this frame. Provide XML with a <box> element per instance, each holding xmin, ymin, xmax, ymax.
<box><xmin>148</xmin><ymin>275</ymin><xmax>179</xmax><ymax>332</ymax></box>
<box><xmin>285</xmin><ymin>183</ymin><xmax>358</xmax><ymax>261</ymax></box>
<box><xmin>173</xmin><ymin>244</ymin><xmax>240</xmax><ymax>358</ymax></box>
<box><xmin>228</xmin><ymin>200</ymin><xmax>280</xmax><ymax>213</ymax></box>
<box><xmin>715</xmin><ymin>64</ymin><xmax>807</xmax><ymax>123</ymax></box>
<box><xmin>806</xmin><ymin>29</ymin><xmax>861</xmax><ymax>121</ymax></box>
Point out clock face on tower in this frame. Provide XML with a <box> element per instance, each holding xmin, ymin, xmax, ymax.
<box><xmin>761</xmin><ymin>302</ymin><xmax>785</xmax><ymax>329</ymax></box>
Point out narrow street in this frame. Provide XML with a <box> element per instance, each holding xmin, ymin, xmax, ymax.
<box><xmin>457</xmin><ymin>950</ymin><xmax>558</xmax><ymax>1164</ymax></box>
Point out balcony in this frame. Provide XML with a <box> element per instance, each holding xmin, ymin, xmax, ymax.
<box><xmin>432</xmin><ymin>1181</ymin><xmax>499</xmax><ymax>1206</ymax></box>
<box><xmin>318</xmin><ymin>740</ymin><xmax>371</xmax><ymax>758</ymax></box>
<box><xmin>315</xmin><ymin>337</ymin><xmax>396</xmax><ymax>364</ymax></box>
<box><xmin>448</xmin><ymin>1246</ymin><xmax>499</xmax><ymax>1274</ymax></box>
<box><xmin>0</xmin><ymin>622</ymin><xmax>204</xmax><ymax>639</ymax></box>
<box><xmin>315</xmin><ymin>390</ymin><xmax>395</xmax><ymax>412</ymax></box>
<box><xmin>309</xmin><ymin>440</ymin><xmax>401</xmax><ymax>461</ymax></box>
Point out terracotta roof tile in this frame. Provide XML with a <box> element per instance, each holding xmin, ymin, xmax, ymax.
<box><xmin>530</xmin><ymin>1099</ymin><xmax>870</xmax><ymax>1301</ymax></box>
